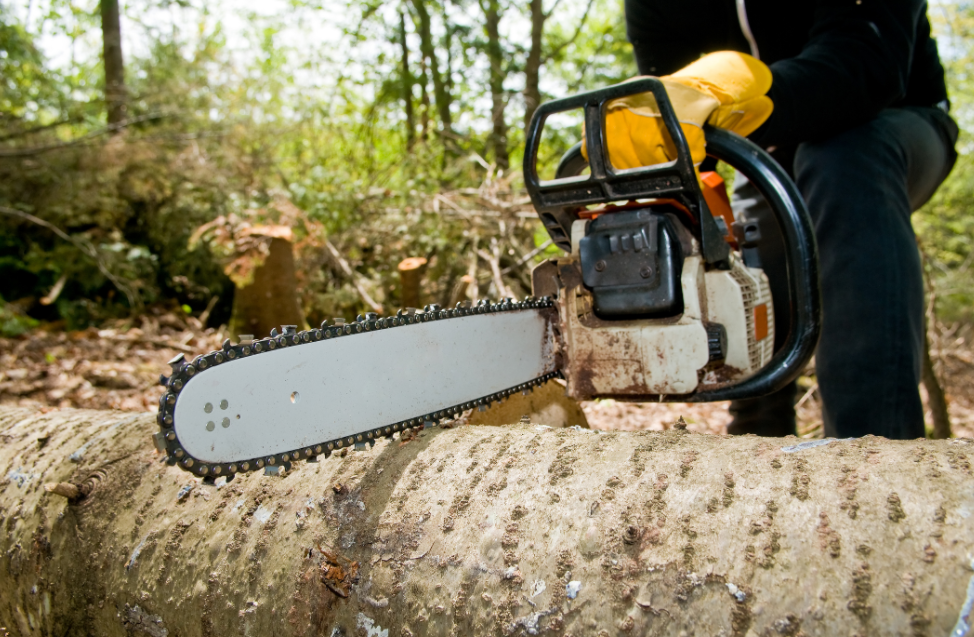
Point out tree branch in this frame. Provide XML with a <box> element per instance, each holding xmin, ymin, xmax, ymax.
<box><xmin>0</xmin><ymin>112</ymin><xmax>167</xmax><ymax>158</ymax></box>
<box><xmin>543</xmin><ymin>0</ymin><xmax>565</xmax><ymax>19</ymax></box>
<box><xmin>322</xmin><ymin>238</ymin><xmax>384</xmax><ymax>313</ymax></box>
<box><xmin>500</xmin><ymin>239</ymin><xmax>552</xmax><ymax>275</ymax></box>
<box><xmin>542</xmin><ymin>0</ymin><xmax>596</xmax><ymax>62</ymax></box>
<box><xmin>0</xmin><ymin>205</ymin><xmax>139</xmax><ymax>309</ymax></box>
<box><xmin>477</xmin><ymin>240</ymin><xmax>513</xmax><ymax>298</ymax></box>
<box><xmin>0</xmin><ymin>117</ymin><xmax>79</xmax><ymax>142</ymax></box>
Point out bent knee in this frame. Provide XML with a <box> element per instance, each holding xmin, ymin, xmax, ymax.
<box><xmin>795</xmin><ymin>114</ymin><xmax>907</xmax><ymax>183</ymax></box>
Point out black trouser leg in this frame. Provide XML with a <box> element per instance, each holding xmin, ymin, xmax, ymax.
<box><xmin>728</xmin><ymin>107</ymin><xmax>956</xmax><ymax>439</ymax></box>
<box><xmin>795</xmin><ymin>108</ymin><xmax>956</xmax><ymax>439</ymax></box>
<box><xmin>727</xmin><ymin>382</ymin><xmax>797</xmax><ymax>437</ymax></box>
<box><xmin>728</xmin><ymin>170</ymin><xmax>799</xmax><ymax>438</ymax></box>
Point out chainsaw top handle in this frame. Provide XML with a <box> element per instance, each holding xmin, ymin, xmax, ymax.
<box><xmin>523</xmin><ymin>78</ymin><xmax>730</xmax><ymax>265</ymax></box>
<box><xmin>523</xmin><ymin>80</ymin><xmax>821</xmax><ymax>401</ymax></box>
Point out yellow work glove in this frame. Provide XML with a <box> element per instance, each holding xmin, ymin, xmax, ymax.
<box><xmin>583</xmin><ymin>51</ymin><xmax>773</xmax><ymax>170</ymax></box>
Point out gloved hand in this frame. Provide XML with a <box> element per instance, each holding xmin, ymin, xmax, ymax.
<box><xmin>583</xmin><ymin>51</ymin><xmax>773</xmax><ymax>170</ymax></box>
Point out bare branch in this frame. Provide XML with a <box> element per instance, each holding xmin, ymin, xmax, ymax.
<box><xmin>0</xmin><ymin>112</ymin><xmax>167</xmax><ymax>157</ymax></box>
<box><xmin>500</xmin><ymin>239</ymin><xmax>553</xmax><ymax>275</ymax></box>
<box><xmin>322</xmin><ymin>238</ymin><xmax>384</xmax><ymax>313</ymax></box>
<box><xmin>477</xmin><ymin>239</ymin><xmax>513</xmax><ymax>298</ymax></box>
<box><xmin>543</xmin><ymin>0</ymin><xmax>597</xmax><ymax>62</ymax></box>
<box><xmin>0</xmin><ymin>205</ymin><xmax>140</xmax><ymax>309</ymax></box>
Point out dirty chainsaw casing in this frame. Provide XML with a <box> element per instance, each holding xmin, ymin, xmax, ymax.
<box><xmin>524</xmin><ymin>79</ymin><xmax>820</xmax><ymax>403</ymax></box>
<box><xmin>533</xmin><ymin>238</ymin><xmax>772</xmax><ymax>400</ymax></box>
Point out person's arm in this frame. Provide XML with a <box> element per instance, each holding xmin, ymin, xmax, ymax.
<box><xmin>752</xmin><ymin>0</ymin><xmax>931</xmax><ymax>149</ymax></box>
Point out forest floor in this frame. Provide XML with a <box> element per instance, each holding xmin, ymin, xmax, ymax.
<box><xmin>2</xmin><ymin>309</ymin><xmax>972</xmax><ymax>438</ymax></box>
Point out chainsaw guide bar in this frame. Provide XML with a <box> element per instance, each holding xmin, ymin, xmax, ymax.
<box><xmin>155</xmin><ymin>298</ymin><xmax>561</xmax><ymax>479</ymax></box>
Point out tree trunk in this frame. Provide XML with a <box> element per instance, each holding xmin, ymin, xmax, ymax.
<box><xmin>100</xmin><ymin>0</ymin><xmax>126</xmax><ymax>127</ymax></box>
<box><xmin>922</xmin><ymin>328</ymin><xmax>952</xmax><ymax>440</ymax></box>
<box><xmin>419</xmin><ymin>55</ymin><xmax>431</xmax><ymax>142</ymax></box>
<box><xmin>398</xmin><ymin>256</ymin><xmax>428</xmax><ymax>309</ymax></box>
<box><xmin>523</xmin><ymin>0</ymin><xmax>545</xmax><ymax>133</ymax></box>
<box><xmin>399</xmin><ymin>10</ymin><xmax>416</xmax><ymax>151</ymax></box>
<box><xmin>481</xmin><ymin>0</ymin><xmax>509</xmax><ymax>170</ymax></box>
<box><xmin>227</xmin><ymin>237</ymin><xmax>306</xmax><ymax>340</ymax></box>
<box><xmin>3</xmin><ymin>405</ymin><xmax>973</xmax><ymax>635</ymax></box>
<box><xmin>410</xmin><ymin>0</ymin><xmax>454</xmax><ymax>142</ymax></box>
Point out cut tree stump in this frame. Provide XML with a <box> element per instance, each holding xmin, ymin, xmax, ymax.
<box><xmin>228</xmin><ymin>236</ymin><xmax>306</xmax><ymax>340</ymax></box>
<box><xmin>1</xmin><ymin>406</ymin><xmax>973</xmax><ymax>636</ymax></box>
<box><xmin>398</xmin><ymin>257</ymin><xmax>428</xmax><ymax>310</ymax></box>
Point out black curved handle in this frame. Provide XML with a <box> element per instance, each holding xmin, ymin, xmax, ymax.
<box><xmin>524</xmin><ymin>79</ymin><xmax>730</xmax><ymax>264</ymax></box>
<box><xmin>690</xmin><ymin>127</ymin><xmax>820</xmax><ymax>401</ymax></box>
<box><xmin>547</xmin><ymin>129</ymin><xmax>820</xmax><ymax>400</ymax></box>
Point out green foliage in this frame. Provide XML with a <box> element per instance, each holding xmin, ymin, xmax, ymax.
<box><xmin>1</xmin><ymin>0</ymin><xmax>970</xmax><ymax>333</ymax></box>
<box><xmin>916</xmin><ymin>2</ymin><xmax>974</xmax><ymax>322</ymax></box>
<box><xmin>915</xmin><ymin>148</ymin><xmax>974</xmax><ymax>321</ymax></box>
<box><xmin>0</xmin><ymin>296</ymin><xmax>37</xmax><ymax>337</ymax></box>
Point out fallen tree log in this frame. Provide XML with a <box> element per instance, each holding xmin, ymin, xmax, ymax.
<box><xmin>0</xmin><ymin>406</ymin><xmax>972</xmax><ymax>637</ymax></box>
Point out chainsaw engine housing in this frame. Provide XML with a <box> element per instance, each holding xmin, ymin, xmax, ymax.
<box><xmin>579</xmin><ymin>209</ymin><xmax>685</xmax><ymax>318</ymax></box>
<box><xmin>523</xmin><ymin>79</ymin><xmax>820</xmax><ymax>402</ymax></box>
<box><xmin>533</xmin><ymin>209</ymin><xmax>774</xmax><ymax>400</ymax></box>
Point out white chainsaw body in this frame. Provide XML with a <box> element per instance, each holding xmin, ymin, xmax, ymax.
<box><xmin>538</xmin><ymin>219</ymin><xmax>774</xmax><ymax>400</ymax></box>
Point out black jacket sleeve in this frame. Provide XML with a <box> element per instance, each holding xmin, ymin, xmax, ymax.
<box><xmin>624</xmin><ymin>0</ymin><xmax>749</xmax><ymax>76</ymax></box>
<box><xmin>752</xmin><ymin>0</ymin><xmax>934</xmax><ymax>148</ymax></box>
<box><xmin>624</xmin><ymin>0</ymin><xmax>947</xmax><ymax>150</ymax></box>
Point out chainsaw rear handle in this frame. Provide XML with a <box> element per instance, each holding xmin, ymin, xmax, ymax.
<box><xmin>523</xmin><ymin>78</ymin><xmax>730</xmax><ymax>265</ymax></box>
<box><xmin>524</xmin><ymin>81</ymin><xmax>820</xmax><ymax>401</ymax></box>
<box><xmin>692</xmin><ymin>127</ymin><xmax>819</xmax><ymax>401</ymax></box>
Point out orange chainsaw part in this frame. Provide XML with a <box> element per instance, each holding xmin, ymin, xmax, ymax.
<box><xmin>577</xmin><ymin>198</ymin><xmax>690</xmax><ymax>220</ymax></box>
<box><xmin>754</xmin><ymin>303</ymin><xmax>769</xmax><ymax>342</ymax></box>
<box><xmin>700</xmin><ymin>171</ymin><xmax>737</xmax><ymax>248</ymax></box>
<box><xmin>577</xmin><ymin>172</ymin><xmax>737</xmax><ymax>248</ymax></box>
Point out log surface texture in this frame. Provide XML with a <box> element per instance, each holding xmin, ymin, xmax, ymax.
<box><xmin>0</xmin><ymin>406</ymin><xmax>973</xmax><ymax>637</ymax></box>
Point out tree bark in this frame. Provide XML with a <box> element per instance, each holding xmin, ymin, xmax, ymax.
<box><xmin>481</xmin><ymin>0</ymin><xmax>509</xmax><ymax>170</ymax></box>
<box><xmin>410</xmin><ymin>0</ymin><xmax>454</xmax><ymax>142</ymax></box>
<box><xmin>2</xmin><ymin>405</ymin><xmax>973</xmax><ymax>636</ymax></box>
<box><xmin>523</xmin><ymin>0</ymin><xmax>545</xmax><ymax>133</ymax></box>
<box><xmin>922</xmin><ymin>328</ymin><xmax>952</xmax><ymax>440</ymax></box>
<box><xmin>398</xmin><ymin>256</ymin><xmax>428</xmax><ymax>310</ymax></box>
<box><xmin>399</xmin><ymin>10</ymin><xmax>416</xmax><ymax>151</ymax></box>
<box><xmin>419</xmin><ymin>54</ymin><xmax>431</xmax><ymax>142</ymax></box>
<box><xmin>100</xmin><ymin>0</ymin><xmax>126</xmax><ymax>127</ymax></box>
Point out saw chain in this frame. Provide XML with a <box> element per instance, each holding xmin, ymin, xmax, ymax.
<box><xmin>154</xmin><ymin>297</ymin><xmax>560</xmax><ymax>480</ymax></box>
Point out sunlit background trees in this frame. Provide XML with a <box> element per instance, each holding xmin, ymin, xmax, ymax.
<box><xmin>0</xmin><ymin>0</ymin><xmax>969</xmax><ymax>334</ymax></box>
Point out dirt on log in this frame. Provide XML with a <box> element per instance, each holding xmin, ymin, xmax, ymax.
<box><xmin>1</xmin><ymin>406</ymin><xmax>972</xmax><ymax>637</ymax></box>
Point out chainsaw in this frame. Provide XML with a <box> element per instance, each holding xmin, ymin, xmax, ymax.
<box><xmin>154</xmin><ymin>78</ymin><xmax>820</xmax><ymax>479</ymax></box>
